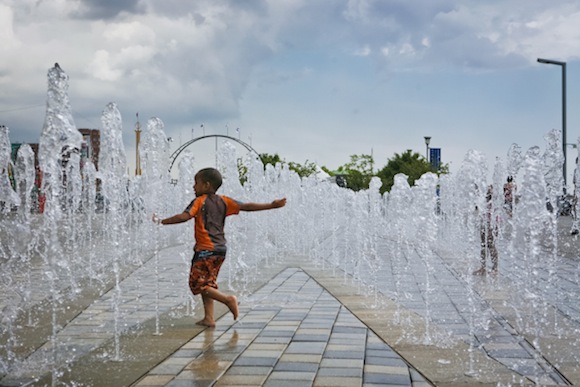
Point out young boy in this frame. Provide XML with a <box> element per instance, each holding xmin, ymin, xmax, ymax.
<box><xmin>153</xmin><ymin>167</ymin><xmax>286</xmax><ymax>327</ymax></box>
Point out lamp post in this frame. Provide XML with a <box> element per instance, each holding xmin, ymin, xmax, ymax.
<box><xmin>135</xmin><ymin>113</ymin><xmax>142</xmax><ymax>176</ymax></box>
<box><xmin>424</xmin><ymin>136</ymin><xmax>431</xmax><ymax>162</ymax></box>
<box><xmin>537</xmin><ymin>58</ymin><xmax>567</xmax><ymax>192</ymax></box>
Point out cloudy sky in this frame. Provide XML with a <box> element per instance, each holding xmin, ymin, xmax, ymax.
<box><xmin>2</xmin><ymin>0</ymin><xmax>580</xmax><ymax>185</ymax></box>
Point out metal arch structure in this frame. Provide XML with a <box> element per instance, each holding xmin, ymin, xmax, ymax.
<box><xmin>168</xmin><ymin>134</ymin><xmax>260</xmax><ymax>173</ymax></box>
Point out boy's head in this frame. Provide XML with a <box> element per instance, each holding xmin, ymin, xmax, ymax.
<box><xmin>194</xmin><ymin>168</ymin><xmax>222</xmax><ymax>196</ymax></box>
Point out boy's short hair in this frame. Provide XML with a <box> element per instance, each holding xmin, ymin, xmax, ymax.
<box><xmin>197</xmin><ymin>168</ymin><xmax>223</xmax><ymax>191</ymax></box>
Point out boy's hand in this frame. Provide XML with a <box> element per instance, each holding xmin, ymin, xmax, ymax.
<box><xmin>272</xmin><ymin>198</ymin><xmax>287</xmax><ymax>208</ymax></box>
<box><xmin>152</xmin><ymin>213</ymin><xmax>162</xmax><ymax>224</ymax></box>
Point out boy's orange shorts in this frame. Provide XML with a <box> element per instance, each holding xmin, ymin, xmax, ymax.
<box><xmin>189</xmin><ymin>251</ymin><xmax>225</xmax><ymax>295</ymax></box>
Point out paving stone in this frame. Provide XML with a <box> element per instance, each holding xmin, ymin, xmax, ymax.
<box><xmin>263</xmin><ymin>380</ymin><xmax>313</xmax><ymax>387</ymax></box>
<box><xmin>364</xmin><ymin>371</ymin><xmax>411</xmax><ymax>385</ymax></box>
<box><xmin>320</xmin><ymin>358</ymin><xmax>364</xmax><ymax>368</ymax></box>
<box><xmin>149</xmin><ymin>362</ymin><xmax>188</xmax><ymax>375</ymax></box>
<box><xmin>323</xmin><ymin>350</ymin><xmax>365</xmax><ymax>359</ymax></box>
<box><xmin>285</xmin><ymin>341</ymin><xmax>327</xmax><ymax>354</ymax></box>
<box><xmin>333</xmin><ymin>326</ymin><xmax>367</xmax><ymax>334</ymax></box>
<box><xmin>293</xmin><ymin>334</ymin><xmax>331</xmax><ymax>341</ymax></box>
<box><xmin>266</xmin><ymin>370</ymin><xmax>316</xmax><ymax>381</ymax></box>
<box><xmin>14</xmin><ymin>257</ymin><xmax>576</xmax><ymax>387</ymax></box>
<box><xmin>252</xmin><ymin>336</ymin><xmax>293</xmax><ymax>344</ymax></box>
<box><xmin>166</xmin><ymin>379</ymin><xmax>209</xmax><ymax>387</ymax></box>
<box><xmin>223</xmin><ymin>366</ymin><xmax>272</xmax><ymax>375</ymax></box>
<box><xmin>279</xmin><ymin>353</ymin><xmax>323</xmax><ymax>363</ymax></box>
<box><xmin>259</xmin><ymin>329</ymin><xmax>295</xmax><ymax>337</ymax></box>
<box><xmin>326</xmin><ymin>343</ymin><xmax>365</xmax><ymax>351</ymax></box>
<box><xmin>233</xmin><ymin>356</ymin><xmax>279</xmax><ymax>367</ymax></box>
<box><xmin>317</xmin><ymin>367</ymin><xmax>363</xmax><ymax>377</ymax></box>
<box><xmin>365</xmin><ymin>349</ymin><xmax>401</xmax><ymax>358</ymax></box>
<box><xmin>365</xmin><ymin>356</ymin><xmax>408</xmax><ymax>367</ymax></box>
<box><xmin>272</xmin><ymin>360</ymin><xmax>317</xmax><ymax>372</ymax></box>
<box><xmin>134</xmin><ymin>375</ymin><xmax>175</xmax><ymax>386</ymax></box>
<box><xmin>486</xmin><ymin>349</ymin><xmax>534</xmax><ymax>359</ymax></box>
<box><xmin>213</xmin><ymin>373</ymin><xmax>269</xmax><ymax>385</ymax></box>
<box><xmin>246</xmin><ymin>343</ymin><xmax>287</xmax><ymax>351</ymax></box>
<box><xmin>313</xmin><ymin>376</ymin><xmax>363</xmax><ymax>386</ymax></box>
<box><xmin>166</xmin><ymin>379</ymin><xmax>211</xmax><ymax>387</ymax></box>
<box><xmin>241</xmin><ymin>350</ymin><xmax>284</xmax><ymax>358</ymax></box>
<box><xmin>364</xmin><ymin>364</ymin><xmax>410</xmax><ymax>375</ymax></box>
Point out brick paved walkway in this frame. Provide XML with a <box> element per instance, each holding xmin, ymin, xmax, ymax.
<box><xmin>134</xmin><ymin>268</ymin><xmax>430</xmax><ymax>386</ymax></box>
<box><xmin>1</xmin><ymin>217</ymin><xmax>579</xmax><ymax>386</ymax></box>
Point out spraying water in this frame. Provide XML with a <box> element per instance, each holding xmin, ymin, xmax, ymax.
<box><xmin>99</xmin><ymin>102</ymin><xmax>129</xmax><ymax>359</ymax></box>
<box><xmin>1</xmin><ymin>64</ymin><xmax>579</xmax><ymax>385</ymax></box>
<box><xmin>140</xmin><ymin>117</ymin><xmax>171</xmax><ymax>335</ymax></box>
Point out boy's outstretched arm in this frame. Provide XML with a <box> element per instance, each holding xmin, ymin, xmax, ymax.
<box><xmin>239</xmin><ymin>198</ymin><xmax>286</xmax><ymax>212</ymax></box>
<box><xmin>152</xmin><ymin>212</ymin><xmax>192</xmax><ymax>225</ymax></box>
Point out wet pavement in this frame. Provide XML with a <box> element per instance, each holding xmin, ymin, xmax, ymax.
<box><xmin>134</xmin><ymin>268</ymin><xmax>430</xmax><ymax>387</ymax></box>
<box><xmin>1</xmin><ymin>217</ymin><xmax>579</xmax><ymax>386</ymax></box>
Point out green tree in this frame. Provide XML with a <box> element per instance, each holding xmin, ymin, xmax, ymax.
<box><xmin>237</xmin><ymin>158</ymin><xmax>248</xmax><ymax>185</ymax></box>
<box><xmin>288</xmin><ymin>160</ymin><xmax>317</xmax><ymax>177</ymax></box>
<box><xmin>377</xmin><ymin>150</ymin><xmax>446</xmax><ymax>193</ymax></box>
<box><xmin>237</xmin><ymin>153</ymin><xmax>283</xmax><ymax>185</ymax></box>
<box><xmin>259</xmin><ymin>153</ymin><xmax>283</xmax><ymax>167</ymax></box>
<box><xmin>259</xmin><ymin>153</ymin><xmax>318</xmax><ymax>178</ymax></box>
<box><xmin>321</xmin><ymin>166</ymin><xmax>333</xmax><ymax>175</ymax></box>
<box><xmin>336</xmin><ymin>154</ymin><xmax>374</xmax><ymax>191</ymax></box>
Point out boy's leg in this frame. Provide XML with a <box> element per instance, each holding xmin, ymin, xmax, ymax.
<box><xmin>190</xmin><ymin>254</ymin><xmax>238</xmax><ymax>326</ymax></box>
<box><xmin>202</xmin><ymin>286</ymin><xmax>239</xmax><ymax>320</ymax></box>
<box><xmin>196</xmin><ymin>294</ymin><xmax>216</xmax><ymax>327</ymax></box>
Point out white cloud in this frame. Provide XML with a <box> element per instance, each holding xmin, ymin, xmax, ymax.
<box><xmin>20</xmin><ymin>0</ymin><xmax>82</xmax><ymax>21</ymax></box>
<box><xmin>502</xmin><ymin>7</ymin><xmax>580</xmax><ymax>61</ymax></box>
<box><xmin>354</xmin><ymin>45</ymin><xmax>371</xmax><ymax>56</ymax></box>
<box><xmin>0</xmin><ymin>4</ymin><xmax>19</xmax><ymax>50</ymax></box>
<box><xmin>89</xmin><ymin>50</ymin><xmax>122</xmax><ymax>81</ymax></box>
<box><xmin>3</xmin><ymin>0</ymin><xmax>580</xmax><ymax>178</ymax></box>
<box><xmin>399</xmin><ymin>42</ymin><xmax>415</xmax><ymax>56</ymax></box>
<box><xmin>343</xmin><ymin>0</ymin><xmax>372</xmax><ymax>23</ymax></box>
<box><xmin>101</xmin><ymin>20</ymin><xmax>156</xmax><ymax>43</ymax></box>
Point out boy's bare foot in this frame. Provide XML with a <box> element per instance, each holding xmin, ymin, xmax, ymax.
<box><xmin>196</xmin><ymin>319</ymin><xmax>216</xmax><ymax>328</ymax></box>
<box><xmin>226</xmin><ymin>295</ymin><xmax>239</xmax><ymax>320</ymax></box>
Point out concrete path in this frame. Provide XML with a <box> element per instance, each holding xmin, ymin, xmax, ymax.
<box><xmin>1</xmin><ymin>217</ymin><xmax>579</xmax><ymax>386</ymax></box>
<box><xmin>133</xmin><ymin>268</ymin><xmax>430</xmax><ymax>387</ymax></box>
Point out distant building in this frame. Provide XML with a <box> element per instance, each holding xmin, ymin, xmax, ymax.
<box><xmin>10</xmin><ymin>143</ymin><xmax>39</xmax><ymax>168</ymax></box>
<box><xmin>9</xmin><ymin>129</ymin><xmax>101</xmax><ymax>213</ymax></box>
<box><xmin>9</xmin><ymin>143</ymin><xmax>42</xmax><ymax>212</ymax></box>
<box><xmin>78</xmin><ymin>128</ymin><xmax>100</xmax><ymax>170</ymax></box>
<box><xmin>11</xmin><ymin>129</ymin><xmax>100</xmax><ymax>171</ymax></box>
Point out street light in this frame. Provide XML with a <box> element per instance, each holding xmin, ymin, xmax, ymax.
<box><xmin>537</xmin><ymin>58</ymin><xmax>567</xmax><ymax>192</ymax></box>
<box><xmin>424</xmin><ymin>136</ymin><xmax>431</xmax><ymax>162</ymax></box>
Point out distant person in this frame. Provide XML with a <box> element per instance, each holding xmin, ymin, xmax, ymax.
<box><xmin>474</xmin><ymin>185</ymin><xmax>498</xmax><ymax>275</ymax></box>
<box><xmin>503</xmin><ymin>176</ymin><xmax>516</xmax><ymax>218</ymax></box>
<box><xmin>571</xmin><ymin>158</ymin><xmax>580</xmax><ymax>235</ymax></box>
<box><xmin>153</xmin><ymin>168</ymin><xmax>286</xmax><ymax>327</ymax></box>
